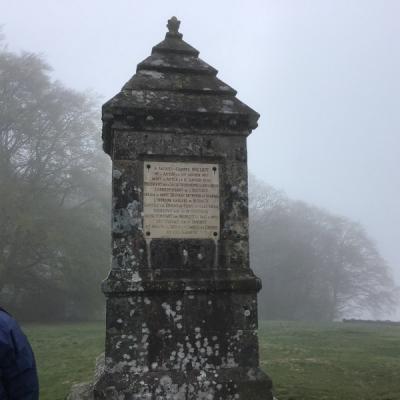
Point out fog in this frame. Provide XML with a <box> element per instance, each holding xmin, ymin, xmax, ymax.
<box><xmin>2</xmin><ymin>0</ymin><xmax>399</xmax><ymax>313</ymax></box>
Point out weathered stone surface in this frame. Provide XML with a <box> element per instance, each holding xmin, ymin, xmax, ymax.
<box><xmin>69</xmin><ymin>16</ymin><xmax>273</xmax><ymax>400</ymax></box>
<box><xmin>67</xmin><ymin>383</ymin><xmax>93</xmax><ymax>400</ymax></box>
<box><xmin>67</xmin><ymin>354</ymin><xmax>104</xmax><ymax>400</ymax></box>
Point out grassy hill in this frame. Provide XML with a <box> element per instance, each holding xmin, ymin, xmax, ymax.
<box><xmin>23</xmin><ymin>321</ymin><xmax>400</xmax><ymax>400</ymax></box>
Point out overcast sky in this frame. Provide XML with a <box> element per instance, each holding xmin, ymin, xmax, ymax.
<box><xmin>2</xmin><ymin>0</ymin><xmax>400</xmax><ymax>301</ymax></box>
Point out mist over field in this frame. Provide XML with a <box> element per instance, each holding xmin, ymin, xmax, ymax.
<box><xmin>1</xmin><ymin>0</ymin><xmax>399</xmax><ymax>320</ymax></box>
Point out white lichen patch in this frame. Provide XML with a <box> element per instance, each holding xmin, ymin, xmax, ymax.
<box><xmin>150</xmin><ymin>59</ymin><xmax>168</xmax><ymax>67</ymax></box>
<box><xmin>140</xmin><ymin>70</ymin><xmax>165</xmax><ymax>79</ymax></box>
<box><xmin>131</xmin><ymin>271</ymin><xmax>142</xmax><ymax>282</ymax></box>
<box><xmin>112</xmin><ymin>168</ymin><xmax>122</xmax><ymax>179</ymax></box>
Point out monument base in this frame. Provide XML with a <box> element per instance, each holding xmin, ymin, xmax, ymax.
<box><xmin>68</xmin><ymin>355</ymin><xmax>273</xmax><ymax>400</ymax></box>
<box><xmin>68</xmin><ymin>275</ymin><xmax>274</xmax><ymax>400</ymax></box>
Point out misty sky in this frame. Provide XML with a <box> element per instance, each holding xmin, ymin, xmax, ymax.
<box><xmin>2</xmin><ymin>1</ymin><xmax>400</xmax><ymax>292</ymax></box>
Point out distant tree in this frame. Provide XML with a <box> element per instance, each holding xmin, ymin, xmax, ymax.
<box><xmin>249</xmin><ymin>175</ymin><xmax>399</xmax><ymax>321</ymax></box>
<box><xmin>0</xmin><ymin>42</ymin><xmax>110</xmax><ymax>320</ymax></box>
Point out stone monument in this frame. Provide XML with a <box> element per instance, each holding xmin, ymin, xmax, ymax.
<box><xmin>70</xmin><ymin>16</ymin><xmax>273</xmax><ymax>400</ymax></box>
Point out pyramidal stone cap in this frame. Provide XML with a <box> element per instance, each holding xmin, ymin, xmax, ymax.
<box><xmin>102</xmin><ymin>17</ymin><xmax>260</xmax><ymax>155</ymax></box>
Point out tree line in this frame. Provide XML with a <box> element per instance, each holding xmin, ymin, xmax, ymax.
<box><xmin>249</xmin><ymin>177</ymin><xmax>398</xmax><ymax>320</ymax></box>
<box><xmin>0</xmin><ymin>42</ymin><xmax>397</xmax><ymax>321</ymax></box>
<box><xmin>0</xmin><ymin>41</ymin><xmax>110</xmax><ymax>320</ymax></box>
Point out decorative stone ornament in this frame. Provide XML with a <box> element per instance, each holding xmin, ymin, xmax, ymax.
<box><xmin>70</xmin><ymin>17</ymin><xmax>273</xmax><ymax>400</ymax></box>
<box><xmin>167</xmin><ymin>16</ymin><xmax>182</xmax><ymax>38</ymax></box>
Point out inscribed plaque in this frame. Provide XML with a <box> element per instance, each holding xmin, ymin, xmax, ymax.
<box><xmin>143</xmin><ymin>161</ymin><xmax>220</xmax><ymax>239</ymax></box>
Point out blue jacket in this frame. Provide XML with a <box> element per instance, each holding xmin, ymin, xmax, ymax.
<box><xmin>0</xmin><ymin>309</ymin><xmax>39</xmax><ymax>400</ymax></box>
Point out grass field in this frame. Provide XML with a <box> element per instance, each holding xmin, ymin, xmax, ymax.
<box><xmin>23</xmin><ymin>321</ymin><xmax>400</xmax><ymax>400</ymax></box>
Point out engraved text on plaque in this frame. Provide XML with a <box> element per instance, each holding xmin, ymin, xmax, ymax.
<box><xmin>143</xmin><ymin>161</ymin><xmax>220</xmax><ymax>239</ymax></box>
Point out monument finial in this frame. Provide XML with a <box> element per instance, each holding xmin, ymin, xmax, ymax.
<box><xmin>166</xmin><ymin>16</ymin><xmax>182</xmax><ymax>38</ymax></box>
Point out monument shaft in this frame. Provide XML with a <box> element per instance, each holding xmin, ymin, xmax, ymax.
<box><xmin>96</xmin><ymin>17</ymin><xmax>273</xmax><ymax>400</ymax></box>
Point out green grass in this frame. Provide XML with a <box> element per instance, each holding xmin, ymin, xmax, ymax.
<box><xmin>23</xmin><ymin>321</ymin><xmax>400</xmax><ymax>400</ymax></box>
<box><xmin>23</xmin><ymin>322</ymin><xmax>105</xmax><ymax>400</ymax></box>
<box><xmin>259</xmin><ymin>321</ymin><xmax>400</xmax><ymax>400</ymax></box>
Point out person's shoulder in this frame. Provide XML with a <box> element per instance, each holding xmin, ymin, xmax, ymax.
<box><xmin>0</xmin><ymin>308</ymin><xmax>19</xmax><ymax>340</ymax></box>
<box><xmin>0</xmin><ymin>308</ymin><xmax>15</xmax><ymax>326</ymax></box>
<box><xmin>0</xmin><ymin>309</ymin><xmax>30</xmax><ymax>354</ymax></box>
<box><xmin>0</xmin><ymin>309</ymin><xmax>14</xmax><ymax>346</ymax></box>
